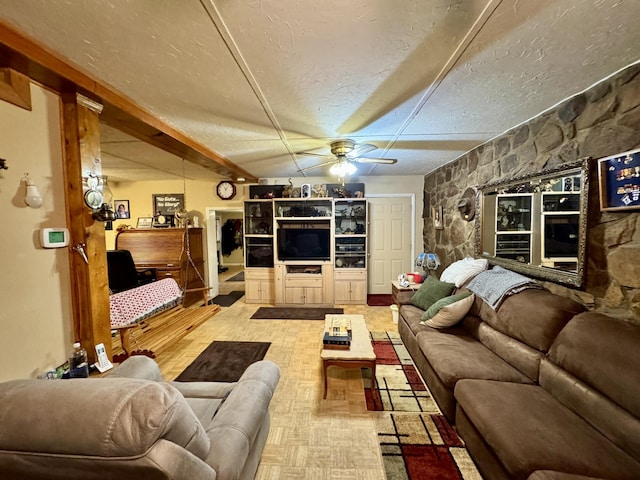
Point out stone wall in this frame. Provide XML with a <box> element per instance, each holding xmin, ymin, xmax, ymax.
<box><xmin>423</xmin><ymin>62</ymin><xmax>640</xmax><ymax>323</ymax></box>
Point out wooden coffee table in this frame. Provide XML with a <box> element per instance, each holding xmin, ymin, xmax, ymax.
<box><xmin>321</xmin><ymin>314</ymin><xmax>376</xmax><ymax>399</ymax></box>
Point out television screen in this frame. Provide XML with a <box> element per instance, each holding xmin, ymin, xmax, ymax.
<box><xmin>277</xmin><ymin>228</ymin><xmax>331</xmax><ymax>261</ymax></box>
<box><xmin>544</xmin><ymin>215</ymin><xmax>579</xmax><ymax>258</ymax></box>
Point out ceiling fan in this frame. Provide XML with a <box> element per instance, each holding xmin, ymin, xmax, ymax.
<box><xmin>297</xmin><ymin>139</ymin><xmax>397</xmax><ymax>177</ymax></box>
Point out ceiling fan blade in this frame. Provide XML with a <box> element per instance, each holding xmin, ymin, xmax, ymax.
<box><xmin>295</xmin><ymin>151</ymin><xmax>330</xmax><ymax>158</ymax></box>
<box><xmin>352</xmin><ymin>157</ymin><xmax>398</xmax><ymax>164</ymax></box>
<box><xmin>347</xmin><ymin>143</ymin><xmax>377</xmax><ymax>158</ymax></box>
<box><xmin>297</xmin><ymin>160</ymin><xmax>337</xmax><ymax>173</ymax></box>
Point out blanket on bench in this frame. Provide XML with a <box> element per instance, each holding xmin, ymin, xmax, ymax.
<box><xmin>110</xmin><ymin>278</ymin><xmax>183</xmax><ymax>328</ymax></box>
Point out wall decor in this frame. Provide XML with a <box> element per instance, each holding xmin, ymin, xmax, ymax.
<box><xmin>137</xmin><ymin>217</ymin><xmax>153</xmax><ymax>228</ymax></box>
<box><xmin>476</xmin><ymin>157</ymin><xmax>591</xmax><ymax>288</ymax></box>
<box><xmin>153</xmin><ymin>193</ymin><xmax>184</xmax><ymax>216</ymax></box>
<box><xmin>114</xmin><ymin>199</ymin><xmax>130</xmax><ymax>219</ymax></box>
<box><xmin>432</xmin><ymin>206</ymin><xmax>444</xmax><ymax>230</ymax></box>
<box><xmin>597</xmin><ymin>147</ymin><xmax>640</xmax><ymax>211</ymax></box>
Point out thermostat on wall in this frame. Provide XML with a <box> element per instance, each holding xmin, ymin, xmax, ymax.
<box><xmin>40</xmin><ymin>228</ymin><xmax>70</xmax><ymax>248</ymax></box>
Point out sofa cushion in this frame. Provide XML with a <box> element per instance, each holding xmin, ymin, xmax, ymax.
<box><xmin>416</xmin><ymin>328</ymin><xmax>533</xmax><ymax>389</ymax></box>
<box><xmin>477</xmin><ymin>288</ymin><xmax>585</xmax><ymax>352</ymax></box>
<box><xmin>439</xmin><ymin>257</ymin><xmax>488</xmax><ymax>287</ymax></box>
<box><xmin>455</xmin><ymin>379</ymin><xmax>640</xmax><ymax>480</ymax></box>
<box><xmin>422</xmin><ymin>292</ymin><xmax>475</xmax><ymax>328</ymax></box>
<box><xmin>0</xmin><ymin>378</ymin><xmax>210</xmax><ymax>460</ymax></box>
<box><xmin>410</xmin><ymin>276</ymin><xmax>455</xmax><ymax>310</ymax></box>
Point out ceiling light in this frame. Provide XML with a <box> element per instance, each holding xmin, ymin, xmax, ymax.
<box><xmin>330</xmin><ymin>160</ymin><xmax>356</xmax><ymax>178</ymax></box>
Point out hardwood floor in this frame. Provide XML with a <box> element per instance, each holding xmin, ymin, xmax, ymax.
<box><xmin>155</xmin><ymin>266</ymin><xmax>396</xmax><ymax>479</ymax></box>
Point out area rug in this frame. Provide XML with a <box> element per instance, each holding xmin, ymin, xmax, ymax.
<box><xmin>365</xmin><ymin>332</ymin><xmax>481</xmax><ymax>479</ymax></box>
<box><xmin>226</xmin><ymin>271</ymin><xmax>245</xmax><ymax>282</ymax></box>
<box><xmin>250</xmin><ymin>307</ymin><xmax>343</xmax><ymax>320</ymax></box>
<box><xmin>210</xmin><ymin>290</ymin><xmax>245</xmax><ymax>307</ymax></box>
<box><xmin>367</xmin><ymin>294</ymin><xmax>395</xmax><ymax>306</ymax></box>
<box><xmin>174</xmin><ymin>340</ymin><xmax>270</xmax><ymax>382</ymax></box>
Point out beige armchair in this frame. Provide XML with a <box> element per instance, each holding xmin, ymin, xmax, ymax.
<box><xmin>0</xmin><ymin>356</ymin><xmax>280</xmax><ymax>480</ymax></box>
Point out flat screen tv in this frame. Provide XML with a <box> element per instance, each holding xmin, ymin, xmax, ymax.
<box><xmin>277</xmin><ymin>228</ymin><xmax>331</xmax><ymax>261</ymax></box>
<box><xmin>544</xmin><ymin>214</ymin><xmax>579</xmax><ymax>258</ymax></box>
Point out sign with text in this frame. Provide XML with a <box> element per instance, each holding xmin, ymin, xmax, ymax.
<box><xmin>153</xmin><ymin>193</ymin><xmax>184</xmax><ymax>215</ymax></box>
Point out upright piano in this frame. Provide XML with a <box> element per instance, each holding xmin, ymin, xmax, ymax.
<box><xmin>115</xmin><ymin>227</ymin><xmax>206</xmax><ymax>306</ymax></box>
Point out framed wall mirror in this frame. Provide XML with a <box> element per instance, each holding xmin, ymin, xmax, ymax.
<box><xmin>475</xmin><ymin>157</ymin><xmax>591</xmax><ymax>287</ymax></box>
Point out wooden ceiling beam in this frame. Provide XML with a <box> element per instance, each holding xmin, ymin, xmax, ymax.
<box><xmin>0</xmin><ymin>20</ymin><xmax>257</xmax><ymax>183</ymax></box>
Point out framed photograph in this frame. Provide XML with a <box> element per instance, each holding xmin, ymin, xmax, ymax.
<box><xmin>598</xmin><ymin>148</ymin><xmax>640</xmax><ymax>211</ymax></box>
<box><xmin>136</xmin><ymin>217</ymin><xmax>153</xmax><ymax>228</ymax></box>
<box><xmin>114</xmin><ymin>200</ymin><xmax>130</xmax><ymax>219</ymax></box>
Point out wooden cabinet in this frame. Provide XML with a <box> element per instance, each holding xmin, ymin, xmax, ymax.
<box><xmin>244</xmin><ymin>268</ymin><xmax>274</xmax><ymax>304</ymax></box>
<box><xmin>334</xmin><ymin>270</ymin><xmax>367</xmax><ymax>304</ymax></box>
<box><xmin>115</xmin><ymin>228</ymin><xmax>206</xmax><ymax>306</ymax></box>
<box><xmin>275</xmin><ymin>264</ymin><xmax>334</xmax><ymax>306</ymax></box>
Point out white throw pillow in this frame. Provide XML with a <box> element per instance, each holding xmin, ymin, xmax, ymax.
<box><xmin>422</xmin><ymin>293</ymin><xmax>475</xmax><ymax>329</ymax></box>
<box><xmin>439</xmin><ymin>257</ymin><xmax>488</xmax><ymax>287</ymax></box>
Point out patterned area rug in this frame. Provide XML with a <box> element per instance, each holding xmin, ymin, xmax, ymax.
<box><xmin>364</xmin><ymin>332</ymin><xmax>481</xmax><ymax>480</ymax></box>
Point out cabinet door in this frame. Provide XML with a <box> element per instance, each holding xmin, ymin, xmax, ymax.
<box><xmin>334</xmin><ymin>280</ymin><xmax>352</xmax><ymax>303</ymax></box>
<box><xmin>260</xmin><ymin>279</ymin><xmax>274</xmax><ymax>303</ymax></box>
<box><xmin>304</xmin><ymin>287</ymin><xmax>325</xmax><ymax>305</ymax></box>
<box><xmin>284</xmin><ymin>287</ymin><xmax>305</xmax><ymax>304</ymax></box>
<box><xmin>334</xmin><ymin>280</ymin><xmax>367</xmax><ymax>304</ymax></box>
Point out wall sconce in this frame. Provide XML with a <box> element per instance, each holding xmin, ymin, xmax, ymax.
<box><xmin>23</xmin><ymin>173</ymin><xmax>43</xmax><ymax>208</ymax></box>
<box><xmin>82</xmin><ymin>172</ymin><xmax>116</xmax><ymax>221</ymax></box>
<box><xmin>432</xmin><ymin>206</ymin><xmax>444</xmax><ymax>230</ymax></box>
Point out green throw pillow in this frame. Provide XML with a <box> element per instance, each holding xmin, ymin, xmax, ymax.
<box><xmin>421</xmin><ymin>291</ymin><xmax>474</xmax><ymax>324</ymax></box>
<box><xmin>409</xmin><ymin>276</ymin><xmax>455</xmax><ymax>311</ymax></box>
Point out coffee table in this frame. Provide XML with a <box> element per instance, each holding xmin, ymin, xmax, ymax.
<box><xmin>321</xmin><ymin>314</ymin><xmax>376</xmax><ymax>399</ymax></box>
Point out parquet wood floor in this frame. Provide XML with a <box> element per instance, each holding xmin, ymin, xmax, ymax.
<box><xmin>155</xmin><ymin>266</ymin><xmax>395</xmax><ymax>479</ymax></box>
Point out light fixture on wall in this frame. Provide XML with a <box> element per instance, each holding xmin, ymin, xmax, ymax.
<box><xmin>23</xmin><ymin>173</ymin><xmax>43</xmax><ymax>208</ymax></box>
<box><xmin>82</xmin><ymin>172</ymin><xmax>116</xmax><ymax>221</ymax></box>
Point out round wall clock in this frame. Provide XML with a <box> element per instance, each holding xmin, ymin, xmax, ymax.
<box><xmin>216</xmin><ymin>180</ymin><xmax>236</xmax><ymax>200</ymax></box>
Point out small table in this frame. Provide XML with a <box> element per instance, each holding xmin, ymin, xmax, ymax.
<box><xmin>321</xmin><ymin>314</ymin><xmax>376</xmax><ymax>399</ymax></box>
<box><xmin>391</xmin><ymin>280</ymin><xmax>420</xmax><ymax>305</ymax></box>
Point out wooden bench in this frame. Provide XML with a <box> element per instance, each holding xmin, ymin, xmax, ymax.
<box><xmin>110</xmin><ymin>278</ymin><xmax>220</xmax><ymax>360</ymax></box>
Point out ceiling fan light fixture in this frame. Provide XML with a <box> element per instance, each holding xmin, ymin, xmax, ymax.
<box><xmin>330</xmin><ymin>159</ymin><xmax>356</xmax><ymax>177</ymax></box>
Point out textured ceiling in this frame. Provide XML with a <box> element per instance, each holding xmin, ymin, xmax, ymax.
<box><xmin>1</xmin><ymin>0</ymin><xmax>639</xmax><ymax>182</ymax></box>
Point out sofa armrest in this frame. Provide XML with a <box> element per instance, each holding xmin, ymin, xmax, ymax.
<box><xmin>106</xmin><ymin>355</ymin><xmax>164</xmax><ymax>382</ymax></box>
<box><xmin>204</xmin><ymin>360</ymin><xmax>280</xmax><ymax>480</ymax></box>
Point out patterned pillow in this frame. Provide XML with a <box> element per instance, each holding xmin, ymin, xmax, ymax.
<box><xmin>421</xmin><ymin>292</ymin><xmax>475</xmax><ymax>328</ymax></box>
<box><xmin>439</xmin><ymin>257</ymin><xmax>488</xmax><ymax>287</ymax></box>
<box><xmin>410</xmin><ymin>276</ymin><xmax>455</xmax><ymax>311</ymax></box>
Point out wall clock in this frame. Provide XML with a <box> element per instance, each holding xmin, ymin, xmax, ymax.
<box><xmin>216</xmin><ymin>180</ymin><xmax>236</xmax><ymax>200</ymax></box>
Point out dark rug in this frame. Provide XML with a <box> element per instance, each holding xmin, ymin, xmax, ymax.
<box><xmin>209</xmin><ymin>290</ymin><xmax>245</xmax><ymax>307</ymax></box>
<box><xmin>250</xmin><ymin>307</ymin><xmax>343</xmax><ymax>320</ymax></box>
<box><xmin>367</xmin><ymin>294</ymin><xmax>395</xmax><ymax>306</ymax></box>
<box><xmin>175</xmin><ymin>340</ymin><xmax>270</xmax><ymax>382</ymax></box>
<box><xmin>366</xmin><ymin>332</ymin><xmax>481</xmax><ymax>479</ymax></box>
<box><xmin>226</xmin><ymin>271</ymin><xmax>245</xmax><ymax>282</ymax></box>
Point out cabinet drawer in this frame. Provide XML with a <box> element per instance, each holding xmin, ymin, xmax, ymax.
<box><xmin>155</xmin><ymin>269</ymin><xmax>180</xmax><ymax>281</ymax></box>
<box><xmin>334</xmin><ymin>270</ymin><xmax>366</xmax><ymax>281</ymax></box>
<box><xmin>285</xmin><ymin>275</ymin><xmax>323</xmax><ymax>288</ymax></box>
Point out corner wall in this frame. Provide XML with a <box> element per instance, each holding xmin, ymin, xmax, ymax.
<box><xmin>0</xmin><ymin>84</ymin><xmax>72</xmax><ymax>380</ymax></box>
<box><xmin>423</xmin><ymin>62</ymin><xmax>640</xmax><ymax>322</ymax></box>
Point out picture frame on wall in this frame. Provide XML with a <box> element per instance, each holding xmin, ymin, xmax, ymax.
<box><xmin>114</xmin><ymin>200</ymin><xmax>130</xmax><ymax>219</ymax></box>
<box><xmin>597</xmin><ymin>148</ymin><xmax>640</xmax><ymax>211</ymax></box>
<box><xmin>153</xmin><ymin>193</ymin><xmax>184</xmax><ymax>216</ymax></box>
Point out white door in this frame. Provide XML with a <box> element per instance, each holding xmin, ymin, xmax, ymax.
<box><xmin>368</xmin><ymin>196</ymin><xmax>414</xmax><ymax>294</ymax></box>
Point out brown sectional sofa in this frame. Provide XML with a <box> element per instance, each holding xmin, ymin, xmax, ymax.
<box><xmin>398</xmin><ymin>285</ymin><xmax>640</xmax><ymax>479</ymax></box>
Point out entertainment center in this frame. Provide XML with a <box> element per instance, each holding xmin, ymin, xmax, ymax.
<box><xmin>243</xmin><ymin>197</ymin><xmax>368</xmax><ymax>305</ymax></box>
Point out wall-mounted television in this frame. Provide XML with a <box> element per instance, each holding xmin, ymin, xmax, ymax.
<box><xmin>277</xmin><ymin>228</ymin><xmax>331</xmax><ymax>261</ymax></box>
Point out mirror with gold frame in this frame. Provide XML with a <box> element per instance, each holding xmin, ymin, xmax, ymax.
<box><xmin>475</xmin><ymin>157</ymin><xmax>591</xmax><ymax>288</ymax></box>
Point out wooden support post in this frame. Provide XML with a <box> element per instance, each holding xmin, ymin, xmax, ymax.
<box><xmin>61</xmin><ymin>92</ymin><xmax>112</xmax><ymax>363</ymax></box>
<box><xmin>0</xmin><ymin>68</ymin><xmax>31</xmax><ymax>110</ymax></box>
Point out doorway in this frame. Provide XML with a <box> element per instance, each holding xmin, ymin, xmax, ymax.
<box><xmin>205</xmin><ymin>207</ymin><xmax>244</xmax><ymax>297</ymax></box>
